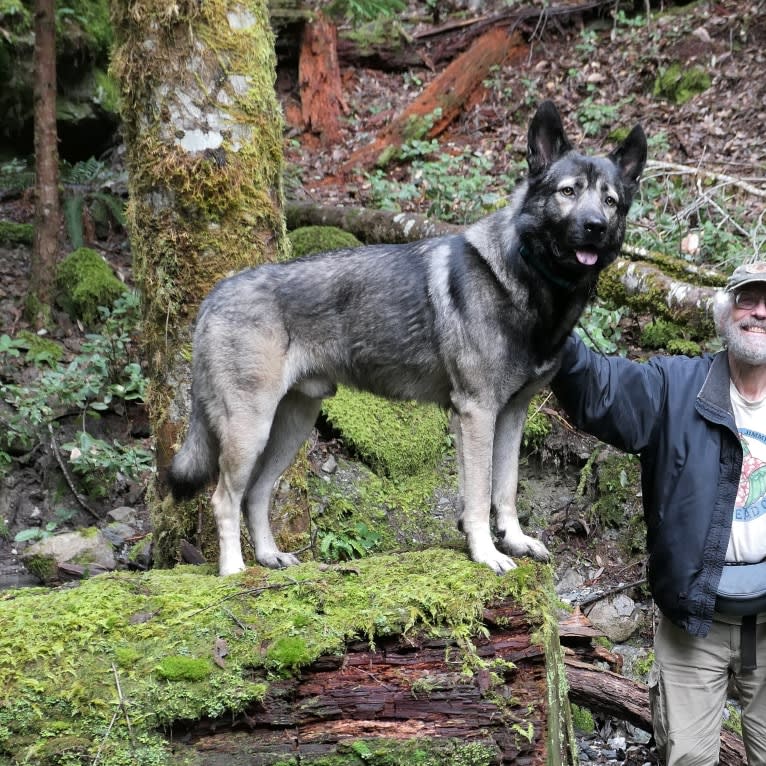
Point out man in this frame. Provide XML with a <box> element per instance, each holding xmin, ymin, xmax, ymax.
<box><xmin>551</xmin><ymin>261</ymin><xmax>766</xmax><ymax>765</ymax></box>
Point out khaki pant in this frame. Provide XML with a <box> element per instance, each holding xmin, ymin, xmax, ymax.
<box><xmin>649</xmin><ymin>613</ymin><xmax>766</xmax><ymax>765</ymax></box>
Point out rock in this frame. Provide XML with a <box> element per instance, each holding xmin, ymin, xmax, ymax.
<box><xmin>102</xmin><ymin>522</ymin><xmax>136</xmax><ymax>547</ymax></box>
<box><xmin>586</xmin><ymin>593</ymin><xmax>641</xmax><ymax>643</ymax></box>
<box><xmin>108</xmin><ymin>506</ymin><xmax>139</xmax><ymax>525</ymax></box>
<box><xmin>21</xmin><ymin>528</ymin><xmax>117</xmax><ymax>583</ymax></box>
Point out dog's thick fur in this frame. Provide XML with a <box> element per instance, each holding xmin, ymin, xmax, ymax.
<box><xmin>168</xmin><ymin>101</ymin><xmax>647</xmax><ymax>576</ymax></box>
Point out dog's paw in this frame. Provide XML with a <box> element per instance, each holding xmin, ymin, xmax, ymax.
<box><xmin>502</xmin><ymin>534</ymin><xmax>550</xmax><ymax>562</ymax></box>
<box><xmin>256</xmin><ymin>550</ymin><xmax>301</xmax><ymax>569</ymax></box>
<box><xmin>471</xmin><ymin>543</ymin><xmax>518</xmax><ymax>575</ymax></box>
<box><xmin>219</xmin><ymin>555</ymin><xmax>247</xmax><ymax>577</ymax></box>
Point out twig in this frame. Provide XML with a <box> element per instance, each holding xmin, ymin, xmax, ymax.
<box><xmin>646</xmin><ymin>159</ymin><xmax>766</xmax><ymax>199</ymax></box>
<box><xmin>578</xmin><ymin>577</ymin><xmax>648</xmax><ymax>609</ymax></box>
<box><xmin>47</xmin><ymin>424</ymin><xmax>101</xmax><ymax>521</ymax></box>
<box><xmin>94</xmin><ymin>664</ymin><xmax>135</xmax><ymax>765</ymax></box>
<box><xmin>112</xmin><ymin>663</ymin><xmax>136</xmax><ymax>748</ymax></box>
<box><xmin>183</xmin><ymin>577</ymin><xmax>322</xmax><ymax>620</ymax></box>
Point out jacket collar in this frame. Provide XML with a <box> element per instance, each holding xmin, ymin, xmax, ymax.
<box><xmin>696</xmin><ymin>351</ymin><xmax>734</xmax><ymax>426</ymax></box>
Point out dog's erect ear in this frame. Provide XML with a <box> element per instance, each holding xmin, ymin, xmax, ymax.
<box><xmin>527</xmin><ymin>101</ymin><xmax>573</xmax><ymax>176</ymax></box>
<box><xmin>609</xmin><ymin>124</ymin><xmax>648</xmax><ymax>201</ymax></box>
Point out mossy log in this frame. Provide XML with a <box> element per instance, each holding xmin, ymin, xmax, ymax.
<box><xmin>285</xmin><ymin>201</ymin><xmax>725</xmax><ymax>334</ymax></box>
<box><xmin>0</xmin><ymin>551</ymin><xmax>575</xmax><ymax>765</ymax></box>
<box><xmin>190</xmin><ymin>603</ymin><xmax>568</xmax><ymax>764</ymax></box>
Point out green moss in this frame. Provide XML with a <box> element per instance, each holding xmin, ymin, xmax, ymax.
<box><xmin>156</xmin><ymin>655</ymin><xmax>214</xmax><ymax>681</ymax></box>
<box><xmin>570</xmin><ymin>704</ymin><xmax>595</xmax><ymax>734</ymax></box>
<box><xmin>92</xmin><ymin>67</ymin><xmax>120</xmax><ymax>113</ymax></box>
<box><xmin>640</xmin><ymin>318</ymin><xmax>684</xmax><ymax>349</ymax></box>
<box><xmin>289</xmin><ymin>226</ymin><xmax>361</xmax><ymax>259</ymax></box>
<box><xmin>589</xmin><ymin>452</ymin><xmax>645</xmax><ymax>554</ymax></box>
<box><xmin>597</xmin><ymin>263</ymin><xmax>715</xmax><ymax>339</ymax></box>
<box><xmin>523</xmin><ymin>395</ymin><xmax>552</xmax><ymax>451</ymax></box>
<box><xmin>55</xmin><ymin>247</ymin><xmax>127</xmax><ymax>326</ymax></box>
<box><xmin>310</xmin><ymin>455</ymin><xmax>462</xmax><ymax>560</ymax></box>
<box><xmin>723</xmin><ymin>702</ymin><xmax>743</xmax><ymax>735</ymax></box>
<box><xmin>21</xmin><ymin>553</ymin><xmax>58</xmax><ymax>583</ymax></box>
<box><xmin>666</xmin><ymin>338</ymin><xmax>701</xmax><ymax>356</ymax></box>
<box><xmin>11</xmin><ymin>330</ymin><xmax>64</xmax><ymax>365</ymax></box>
<box><xmin>322</xmin><ymin>387</ymin><xmax>449</xmax><ymax>480</ymax></box>
<box><xmin>653</xmin><ymin>63</ymin><xmax>711</xmax><ymax>105</ymax></box>
<box><xmin>0</xmin><ymin>220</ymin><xmax>33</xmax><ymax>245</ymax></box>
<box><xmin>265</xmin><ymin>636</ymin><xmax>314</xmax><ymax>672</ymax></box>
<box><xmin>632</xmin><ymin>650</ymin><xmax>654</xmax><ymax>678</ymax></box>
<box><xmin>0</xmin><ymin>552</ymin><xmax>556</xmax><ymax>765</ymax></box>
<box><xmin>273</xmin><ymin>737</ymin><xmax>499</xmax><ymax>765</ymax></box>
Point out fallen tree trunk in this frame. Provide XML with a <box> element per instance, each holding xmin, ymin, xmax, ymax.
<box><xmin>285</xmin><ymin>200</ymin><xmax>725</xmax><ymax>329</ymax></box>
<box><xmin>190</xmin><ymin>605</ymin><xmax>571</xmax><ymax>763</ymax></box>
<box><xmin>564</xmin><ymin>657</ymin><xmax>746</xmax><ymax>766</ymax></box>
<box><xmin>341</xmin><ymin>29</ymin><xmax>528</xmax><ymax>172</ymax></box>
<box><xmin>334</xmin><ymin>0</ymin><xmax>615</xmax><ymax>71</ymax></box>
<box><xmin>285</xmin><ymin>199</ymin><xmax>459</xmax><ymax>243</ymax></box>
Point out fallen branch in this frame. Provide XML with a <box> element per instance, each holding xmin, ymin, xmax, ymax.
<box><xmin>48</xmin><ymin>423</ymin><xmax>101</xmax><ymax>521</ymax></box>
<box><xmin>646</xmin><ymin>160</ymin><xmax>766</xmax><ymax>200</ymax></box>
<box><xmin>342</xmin><ymin>29</ymin><xmax>528</xmax><ymax>172</ymax></box>
<box><xmin>564</xmin><ymin>657</ymin><xmax>746</xmax><ymax>766</ymax></box>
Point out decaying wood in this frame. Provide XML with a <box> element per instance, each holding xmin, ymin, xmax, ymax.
<box><xmin>298</xmin><ymin>12</ymin><xmax>346</xmax><ymax>142</ymax></box>
<box><xmin>564</xmin><ymin>657</ymin><xmax>747</xmax><ymax>766</ymax></box>
<box><xmin>342</xmin><ymin>29</ymin><xmax>528</xmax><ymax>172</ymax></box>
<box><xmin>183</xmin><ymin>603</ymin><xmax>571</xmax><ymax>764</ymax></box>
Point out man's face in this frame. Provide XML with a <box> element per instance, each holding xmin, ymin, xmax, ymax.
<box><xmin>722</xmin><ymin>284</ymin><xmax>766</xmax><ymax>365</ymax></box>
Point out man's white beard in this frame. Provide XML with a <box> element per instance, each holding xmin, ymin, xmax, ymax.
<box><xmin>723</xmin><ymin>317</ymin><xmax>766</xmax><ymax>366</ymax></box>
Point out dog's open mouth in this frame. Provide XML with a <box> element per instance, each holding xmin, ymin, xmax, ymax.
<box><xmin>576</xmin><ymin>250</ymin><xmax>599</xmax><ymax>266</ymax></box>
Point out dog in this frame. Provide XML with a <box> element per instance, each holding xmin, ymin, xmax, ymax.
<box><xmin>168</xmin><ymin>101</ymin><xmax>647</xmax><ymax>576</ymax></box>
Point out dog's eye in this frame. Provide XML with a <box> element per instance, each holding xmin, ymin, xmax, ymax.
<box><xmin>605</xmin><ymin>195</ymin><xmax>617</xmax><ymax>207</ymax></box>
<box><xmin>560</xmin><ymin>186</ymin><xmax>575</xmax><ymax>197</ymax></box>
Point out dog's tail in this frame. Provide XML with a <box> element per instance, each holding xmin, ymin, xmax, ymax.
<box><xmin>167</xmin><ymin>406</ymin><xmax>218</xmax><ymax>501</ymax></box>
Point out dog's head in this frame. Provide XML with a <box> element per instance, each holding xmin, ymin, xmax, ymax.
<box><xmin>521</xmin><ymin>100</ymin><xmax>647</xmax><ymax>282</ymax></box>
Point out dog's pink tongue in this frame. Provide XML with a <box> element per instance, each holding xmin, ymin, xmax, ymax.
<box><xmin>576</xmin><ymin>250</ymin><xmax>598</xmax><ymax>266</ymax></box>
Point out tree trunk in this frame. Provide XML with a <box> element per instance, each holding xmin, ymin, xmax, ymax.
<box><xmin>27</xmin><ymin>0</ymin><xmax>59</xmax><ymax>329</ymax></box>
<box><xmin>111</xmin><ymin>0</ymin><xmax>289</xmax><ymax>567</ymax></box>
<box><xmin>299</xmin><ymin>11</ymin><xmax>345</xmax><ymax>142</ymax></box>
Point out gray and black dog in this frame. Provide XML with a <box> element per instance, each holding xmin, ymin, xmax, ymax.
<box><xmin>168</xmin><ymin>101</ymin><xmax>647</xmax><ymax>576</ymax></box>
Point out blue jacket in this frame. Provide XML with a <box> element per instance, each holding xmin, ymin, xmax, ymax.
<box><xmin>551</xmin><ymin>334</ymin><xmax>743</xmax><ymax>637</ymax></box>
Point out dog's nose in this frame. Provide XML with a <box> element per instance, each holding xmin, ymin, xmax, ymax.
<box><xmin>583</xmin><ymin>217</ymin><xmax>607</xmax><ymax>239</ymax></box>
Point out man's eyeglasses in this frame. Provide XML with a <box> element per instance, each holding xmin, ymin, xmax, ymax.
<box><xmin>733</xmin><ymin>290</ymin><xmax>766</xmax><ymax>311</ymax></box>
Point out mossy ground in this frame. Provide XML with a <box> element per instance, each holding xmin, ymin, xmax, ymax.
<box><xmin>55</xmin><ymin>247</ymin><xmax>127</xmax><ymax>326</ymax></box>
<box><xmin>0</xmin><ymin>551</ymin><xmax>556</xmax><ymax>766</ymax></box>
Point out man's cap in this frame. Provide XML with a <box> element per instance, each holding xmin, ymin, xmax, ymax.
<box><xmin>725</xmin><ymin>261</ymin><xmax>766</xmax><ymax>292</ymax></box>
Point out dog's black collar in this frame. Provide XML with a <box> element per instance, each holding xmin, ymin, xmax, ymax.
<box><xmin>519</xmin><ymin>244</ymin><xmax>578</xmax><ymax>291</ymax></box>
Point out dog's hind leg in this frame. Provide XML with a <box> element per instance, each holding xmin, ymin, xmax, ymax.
<box><xmin>242</xmin><ymin>388</ymin><xmax>324</xmax><ymax>569</ymax></box>
<box><xmin>492</xmin><ymin>398</ymin><xmax>550</xmax><ymax>562</ymax></box>
<box><xmin>453</xmin><ymin>401</ymin><xmax>517</xmax><ymax>574</ymax></box>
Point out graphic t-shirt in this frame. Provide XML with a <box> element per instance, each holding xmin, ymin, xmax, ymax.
<box><xmin>726</xmin><ymin>382</ymin><xmax>766</xmax><ymax>563</ymax></box>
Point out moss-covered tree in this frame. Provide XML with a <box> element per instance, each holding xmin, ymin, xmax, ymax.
<box><xmin>110</xmin><ymin>0</ymin><xmax>289</xmax><ymax>566</ymax></box>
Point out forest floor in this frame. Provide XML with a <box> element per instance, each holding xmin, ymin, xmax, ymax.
<box><xmin>0</xmin><ymin>0</ymin><xmax>765</xmax><ymax>762</ymax></box>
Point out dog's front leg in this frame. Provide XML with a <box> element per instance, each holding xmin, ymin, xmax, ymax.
<box><xmin>492</xmin><ymin>399</ymin><xmax>550</xmax><ymax>562</ymax></box>
<box><xmin>454</xmin><ymin>402</ymin><xmax>517</xmax><ymax>574</ymax></box>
